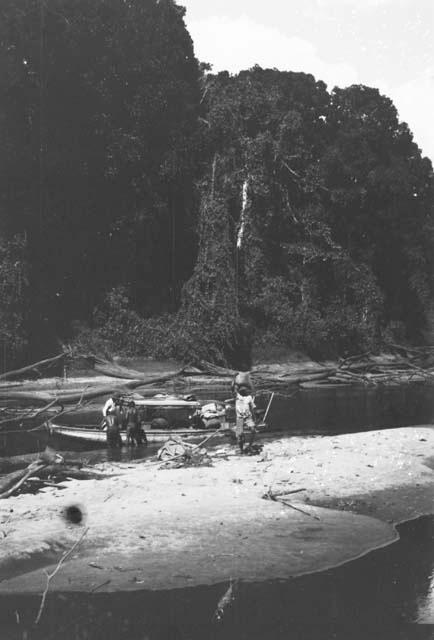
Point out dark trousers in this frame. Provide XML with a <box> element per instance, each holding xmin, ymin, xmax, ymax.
<box><xmin>106</xmin><ymin>425</ymin><xmax>122</xmax><ymax>448</ymax></box>
<box><xmin>126</xmin><ymin>424</ymin><xmax>144</xmax><ymax>446</ymax></box>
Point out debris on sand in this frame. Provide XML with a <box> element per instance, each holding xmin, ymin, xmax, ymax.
<box><xmin>157</xmin><ymin>437</ymin><xmax>213</xmax><ymax>469</ymax></box>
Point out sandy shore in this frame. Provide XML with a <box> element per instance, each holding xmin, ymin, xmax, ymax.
<box><xmin>0</xmin><ymin>425</ymin><xmax>432</xmax><ymax>594</ymax></box>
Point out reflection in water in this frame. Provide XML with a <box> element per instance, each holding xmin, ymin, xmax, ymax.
<box><xmin>267</xmin><ymin>385</ymin><xmax>434</xmax><ymax>434</ymax></box>
<box><xmin>0</xmin><ymin>517</ymin><xmax>433</xmax><ymax>638</ymax></box>
<box><xmin>414</xmin><ymin>518</ymin><xmax>434</xmax><ymax>623</ymax></box>
<box><xmin>418</xmin><ymin>571</ymin><xmax>434</xmax><ymax>623</ymax></box>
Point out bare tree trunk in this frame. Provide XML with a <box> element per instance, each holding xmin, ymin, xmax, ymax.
<box><xmin>0</xmin><ymin>353</ymin><xmax>66</xmax><ymax>381</ymax></box>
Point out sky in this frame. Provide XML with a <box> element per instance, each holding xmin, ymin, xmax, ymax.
<box><xmin>181</xmin><ymin>0</ymin><xmax>434</xmax><ymax>161</ymax></box>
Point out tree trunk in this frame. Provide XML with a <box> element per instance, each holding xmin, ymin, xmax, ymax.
<box><xmin>0</xmin><ymin>353</ymin><xmax>66</xmax><ymax>381</ymax></box>
<box><xmin>0</xmin><ymin>366</ymin><xmax>188</xmax><ymax>405</ymax></box>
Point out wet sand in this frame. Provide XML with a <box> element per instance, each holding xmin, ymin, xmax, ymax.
<box><xmin>0</xmin><ymin>425</ymin><xmax>433</xmax><ymax>594</ymax></box>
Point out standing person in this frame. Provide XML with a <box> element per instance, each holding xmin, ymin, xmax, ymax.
<box><xmin>105</xmin><ymin>408</ymin><xmax>122</xmax><ymax>448</ymax></box>
<box><xmin>113</xmin><ymin>396</ymin><xmax>125</xmax><ymax>429</ymax></box>
<box><xmin>102</xmin><ymin>392</ymin><xmax>122</xmax><ymax>419</ymax></box>
<box><xmin>235</xmin><ymin>386</ymin><xmax>256</xmax><ymax>453</ymax></box>
<box><xmin>231</xmin><ymin>371</ymin><xmax>254</xmax><ymax>396</ymax></box>
<box><xmin>125</xmin><ymin>400</ymin><xmax>144</xmax><ymax>446</ymax></box>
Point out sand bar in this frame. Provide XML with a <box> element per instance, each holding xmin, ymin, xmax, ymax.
<box><xmin>0</xmin><ymin>425</ymin><xmax>432</xmax><ymax>593</ymax></box>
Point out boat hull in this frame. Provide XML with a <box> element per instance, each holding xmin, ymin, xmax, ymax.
<box><xmin>49</xmin><ymin>423</ymin><xmax>232</xmax><ymax>444</ymax></box>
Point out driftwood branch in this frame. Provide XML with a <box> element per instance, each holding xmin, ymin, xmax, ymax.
<box><xmin>0</xmin><ymin>353</ymin><xmax>66</xmax><ymax>382</ymax></box>
<box><xmin>262</xmin><ymin>487</ymin><xmax>306</xmax><ymax>499</ymax></box>
<box><xmin>0</xmin><ymin>366</ymin><xmax>188</xmax><ymax>405</ymax></box>
<box><xmin>76</xmin><ymin>354</ymin><xmax>191</xmax><ymax>383</ymax></box>
<box><xmin>34</xmin><ymin>527</ymin><xmax>89</xmax><ymax>625</ymax></box>
<box><xmin>0</xmin><ymin>398</ymin><xmax>61</xmax><ymax>427</ymax></box>
<box><xmin>264</xmin><ymin>487</ymin><xmax>320</xmax><ymax>520</ymax></box>
<box><xmin>0</xmin><ymin>443</ymin><xmax>105</xmax><ymax>496</ymax></box>
<box><xmin>0</xmin><ymin>461</ymin><xmax>47</xmax><ymax>499</ymax></box>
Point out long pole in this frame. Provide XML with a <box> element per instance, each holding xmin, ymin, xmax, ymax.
<box><xmin>263</xmin><ymin>391</ymin><xmax>275</xmax><ymax>422</ymax></box>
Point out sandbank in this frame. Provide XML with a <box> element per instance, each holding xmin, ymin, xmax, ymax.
<box><xmin>0</xmin><ymin>425</ymin><xmax>432</xmax><ymax>593</ymax></box>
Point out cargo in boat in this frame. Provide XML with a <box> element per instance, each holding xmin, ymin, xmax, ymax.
<box><xmin>49</xmin><ymin>394</ymin><xmax>231</xmax><ymax>444</ymax></box>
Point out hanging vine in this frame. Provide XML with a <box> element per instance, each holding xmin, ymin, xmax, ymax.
<box><xmin>173</xmin><ymin>155</ymin><xmax>245</xmax><ymax>365</ymax></box>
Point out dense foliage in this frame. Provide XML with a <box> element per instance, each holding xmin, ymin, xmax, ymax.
<box><xmin>0</xmin><ymin>1</ymin><xmax>433</xmax><ymax>367</ymax></box>
<box><xmin>0</xmin><ymin>0</ymin><xmax>200</xmax><ymax>365</ymax></box>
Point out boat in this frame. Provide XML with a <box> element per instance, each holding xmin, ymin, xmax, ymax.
<box><xmin>49</xmin><ymin>394</ymin><xmax>233</xmax><ymax>444</ymax></box>
<box><xmin>49</xmin><ymin>422</ymin><xmax>225</xmax><ymax>444</ymax></box>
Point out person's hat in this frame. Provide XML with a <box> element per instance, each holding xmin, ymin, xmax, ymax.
<box><xmin>128</xmin><ymin>400</ymin><xmax>135</xmax><ymax>407</ymax></box>
<box><xmin>113</xmin><ymin>391</ymin><xmax>121</xmax><ymax>399</ymax></box>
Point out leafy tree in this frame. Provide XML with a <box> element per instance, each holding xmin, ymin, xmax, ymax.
<box><xmin>186</xmin><ymin>71</ymin><xmax>433</xmax><ymax>359</ymax></box>
<box><xmin>323</xmin><ymin>85</ymin><xmax>434</xmax><ymax>340</ymax></box>
<box><xmin>0</xmin><ymin>0</ymin><xmax>201</xmax><ymax>358</ymax></box>
<box><xmin>173</xmin><ymin>157</ymin><xmax>244</xmax><ymax>365</ymax></box>
<box><xmin>0</xmin><ymin>234</ymin><xmax>28</xmax><ymax>369</ymax></box>
<box><xmin>1</xmin><ymin>6</ymin><xmax>433</xmax><ymax>365</ymax></box>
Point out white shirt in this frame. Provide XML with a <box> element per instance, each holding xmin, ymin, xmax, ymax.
<box><xmin>102</xmin><ymin>398</ymin><xmax>116</xmax><ymax>417</ymax></box>
<box><xmin>235</xmin><ymin>393</ymin><xmax>255</xmax><ymax>418</ymax></box>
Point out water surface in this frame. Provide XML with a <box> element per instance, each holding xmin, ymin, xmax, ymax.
<box><xmin>0</xmin><ymin>516</ymin><xmax>432</xmax><ymax>639</ymax></box>
<box><xmin>1</xmin><ymin>384</ymin><xmax>433</xmax><ymax>458</ymax></box>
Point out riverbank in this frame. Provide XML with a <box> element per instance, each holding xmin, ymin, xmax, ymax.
<box><xmin>2</xmin><ymin>347</ymin><xmax>434</xmax><ymax>399</ymax></box>
<box><xmin>0</xmin><ymin>425</ymin><xmax>432</xmax><ymax>594</ymax></box>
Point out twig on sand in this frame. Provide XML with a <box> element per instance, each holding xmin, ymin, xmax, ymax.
<box><xmin>264</xmin><ymin>488</ymin><xmax>320</xmax><ymax>520</ymax></box>
<box><xmin>34</xmin><ymin>527</ymin><xmax>89</xmax><ymax>625</ymax></box>
<box><xmin>262</xmin><ymin>487</ymin><xmax>306</xmax><ymax>499</ymax></box>
<box><xmin>90</xmin><ymin>579</ymin><xmax>111</xmax><ymax>593</ymax></box>
<box><xmin>279</xmin><ymin>498</ymin><xmax>321</xmax><ymax>521</ymax></box>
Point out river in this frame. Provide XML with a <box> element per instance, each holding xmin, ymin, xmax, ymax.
<box><xmin>1</xmin><ymin>383</ymin><xmax>433</xmax><ymax>458</ymax></box>
<box><xmin>0</xmin><ymin>516</ymin><xmax>433</xmax><ymax>638</ymax></box>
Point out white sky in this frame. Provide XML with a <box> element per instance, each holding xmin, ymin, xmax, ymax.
<box><xmin>181</xmin><ymin>0</ymin><xmax>434</xmax><ymax>161</ymax></box>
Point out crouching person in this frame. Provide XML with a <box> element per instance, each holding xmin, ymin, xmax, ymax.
<box><xmin>106</xmin><ymin>409</ymin><xmax>122</xmax><ymax>448</ymax></box>
<box><xmin>235</xmin><ymin>386</ymin><xmax>256</xmax><ymax>453</ymax></box>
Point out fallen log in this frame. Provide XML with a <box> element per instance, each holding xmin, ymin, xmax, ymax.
<box><xmin>333</xmin><ymin>371</ymin><xmax>373</xmax><ymax>385</ymax></box>
<box><xmin>386</xmin><ymin>342</ymin><xmax>434</xmax><ymax>356</ymax></box>
<box><xmin>0</xmin><ymin>366</ymin><xmax>188</xmax><ymax>405</ymax></box>
<box><xmin>0</xmin><ymin>450</ymin><xmax>108</xmax><ymax>498</ymax></box>
<box><xmin>94</xmin><ymin>361</ymin><xmax>149</xmax><ymax>379</ymax></box>
<box><xmin>338</xmin><ymin>351</ymin><xmax>372</xmax><ymax>368</ymax></box>
<box><xmin>0</xmin><ymin>353</ymin><xmax>66</xmax><ymax>382</ymax></box>
<box><xmin>0</xmin><ymin>461</ymin><xmax>47</xmax><ymax>499</ymax></box>
<box><xmin>258</xmin><ymin>369</ymin><xmax>337</xmax><ymax>386</ymax></box>
<box><xmin>196</xmin><ymin>361</ymin><xmax>237</xmax><ymax>377</ymax></box>
<box><xmin>78</xmin><ymin>354</ymin><xmax>159</xmax><ymax>380</ymax></box>
<box><xmin>26</xmin><ymin>478</ymin><xmax>65</xmax><ymax>489</ymax></box>
<box><xmin>0</xmin><ymin>450</ymin><xmax>84</xmax><ymax>474</ymax></box>
<box><xmin>0</xmin><ymin>399</ymin><xmax>61</xmax><ymax>427</ymax></box>
<box><xmin>77</xmin><ymin>353</ymin><xmax>191</xmax><ymax>382</ymax></box>
<box><xmin>399</xmin><ymin>359</ymin><xmax>434</xmax><ymax>379</ymax></box>
<box><xmin>36</xmin><ymin>465</ymin><xmax>108</xmax><ymax>481</ymax></box>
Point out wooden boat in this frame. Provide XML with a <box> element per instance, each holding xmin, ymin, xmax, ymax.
<box><xmin>49</xmin><ymin>394</ymin><xmax>232</xmax><ymax>444</ymax></box>
<box><xmin>49</xmin><ymin>422</ymin><xmax>226</xmax><ymax>444</ymax></box>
